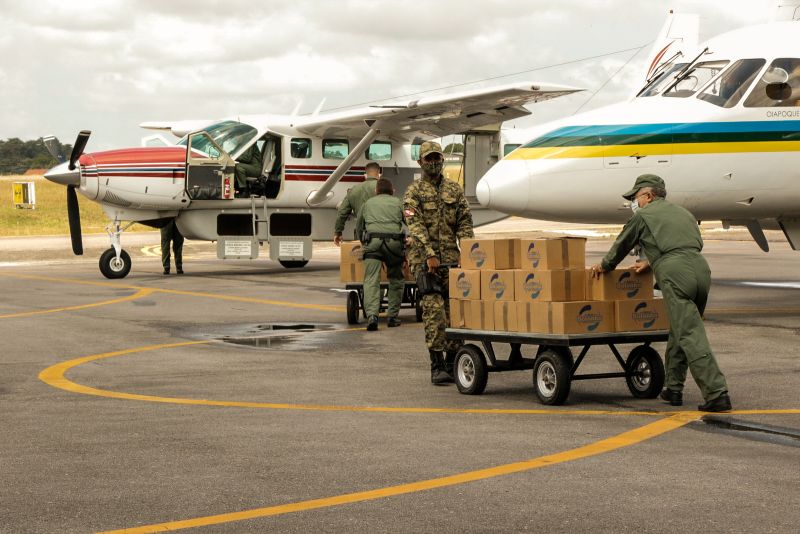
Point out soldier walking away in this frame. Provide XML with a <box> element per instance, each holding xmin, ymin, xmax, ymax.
<box><xmin>590</xmin><ymin>174</ymin><xmax>731</xmax><ymax>412</ymax></box>
<box><xmin>404</xmin><ymin>141</ymin><xmax>474</xmax><ymax>385</ymax></box>
<box><xmin>334</xmin><ymin>162</ymin><xmax>382</xmax><ymax>245</ymax></box>
<box><xmin>355</xmin><ymin>178</ymin><xmax>406</xmax><ymax>331</ymax></box>
<box><xmin>160</xmin><ymin>218</ymin><xmax>184</xmax><ymax>275</ymax></box>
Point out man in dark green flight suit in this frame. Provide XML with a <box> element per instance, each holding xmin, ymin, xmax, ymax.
<box><xmin>355</xmin><ymin>178</ymin><xmax>406</xmax><ymax>331</ymax></box>
<box><xmin>590</xmin><ymin>174</ymin><xmax>731</xmax><ymax>412</ymax></box>
<box><xmin>160</xmin><ymin>218</ymin><xmax>184</xmax><ymax>275</ymax></box>
<box><xmin>334</xmin><ymin>162</ymin><xmax>382</xmax><ymax>245</ymax></box>
<box><xmin>404</xmin><ymin>141</ymin><xmax>474</xmax><ymax>385</ymax></box>
<box><xmin>234</xmin><ymin>143</ymin><xmax>263</xmax><ymax>196</ymax></box>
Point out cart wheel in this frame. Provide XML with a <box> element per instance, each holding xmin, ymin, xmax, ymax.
<box><xmin>455</xmin><ymin>344</ymin><xmax>488</xmax><ymax>395</ymax></box>
<box><xmin>346</xmin><ymin>291</ymin><xmax>360</xmax><ymax>325</ymax></box>
<box><xmin>415</xmin><ymin>296</ymin><xmax>423</xmax><ymax>322</ymax></box>
<box><xmin>625</xmin><ymin>345</ymin><xmax>665</xmax><ymax>398</ymax></box>
<box><xmin>533</xmin><ymin>349</ymin><xmax>571</xmax><ymax>405</ymax></box>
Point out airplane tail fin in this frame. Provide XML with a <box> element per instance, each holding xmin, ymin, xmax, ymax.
<box><xmin>641</xmin><ymin>11</ymin><xmax>699</xmax><ymax>84</ymax></box>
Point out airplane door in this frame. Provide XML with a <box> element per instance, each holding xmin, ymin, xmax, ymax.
<box><xmin>185</xmin><ymin>131</ymin><xmax>237</xmax><ymax>200</ymax></box>
<box><xmin>464</xmin><ymin>132</ymin><xmax>500</xmax><ymax>200</ymax></box>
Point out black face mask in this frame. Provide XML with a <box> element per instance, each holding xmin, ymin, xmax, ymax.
<box><xmin>421</xmin><ymin>161</ymin><xmax>443</xmax><ymax>177</ymax></box>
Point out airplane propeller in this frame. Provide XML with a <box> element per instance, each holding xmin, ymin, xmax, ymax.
<box><xmin>64</xmin><ymin>130</ymin><xmax>91</xmax><ymax>255</ymax></box>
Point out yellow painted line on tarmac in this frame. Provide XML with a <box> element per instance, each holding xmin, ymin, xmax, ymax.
<box><xmin>0</xmin><ymin>272</ymin><xmax>344</xmax><ymax>313</ymax></box>
<box><xmin>705</xmin><ymin>306</ymin><xmax>800</xmax><ymax>316</ymax></box>
<box><xmin>0</xmin><ymin>288</ymin><xmax>154</xmax><ymax>319</ymax></box>
<box><xmin>99</xmin><ymin>413</ymin><xmax>698</xmax><ymax>533</ymax></box>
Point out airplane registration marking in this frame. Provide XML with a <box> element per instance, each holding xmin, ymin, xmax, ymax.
<box><xmin>0</xmin><ymin>288</ymin><xmax>154</xmax><ymax>319</ymax></box>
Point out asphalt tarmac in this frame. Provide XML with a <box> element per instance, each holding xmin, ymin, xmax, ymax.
<box><xmin>1</xmin><ymin>234</ymin><xmax>798</xmax><ymax>533</ymax></box>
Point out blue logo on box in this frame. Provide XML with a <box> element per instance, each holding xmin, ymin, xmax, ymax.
<box><xmin>577</xmin><ymin>304</ymin><xmax>602</xmax><ymax>332</ymax></box>
<box><xmin>523</xmin><ymin>273</ymin><xmax>542</xmax><ymax>299</ymax></box>
<box><xmin>470</xmin><ymin>243</ymin><xmax>487</xmax><ymax>268</ymax></box>
<box><xmin>456</xmin><ymin>272</ymin><xmax>472</xmax><ymax>298</ymax></box>
<box><xmin>527</xmin><ymin>243</ymin><xmax>540</xmax><ymax>268</ymax></box>
<box><xmin>489</xmin><ymin>273</ymin><xmax>505</xmax><ymax>299</ymax></box>
<box><xmin>633</xmin><ymin>302</ymin><xmax>658</xmax><ymax>329</ymax></box>
<box><xmin>616</xmin><ymin>271</ymin><xmax>641</xmax><ymax>298</ymax></box>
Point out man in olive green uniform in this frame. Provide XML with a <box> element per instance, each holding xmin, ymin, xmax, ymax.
<box><xmin>334</xmin><ymin>162</ymin><xmax>382</xmax><ymax>245</ymax></box>
<box><xmin>160</xmin><ymin>218</ymin><xmax>184</xmax><ymax>275</ymax></box>
<box><xmin>590</xmin><ymin>174</ymin><xmax>731</xmax><ymax>412</ymax></box>
<box><xmin>404</xmin><ymin>141</ymin><xmax>474</xmax><ymax>385</ymax></box>
<box><xmin>355</xmin><ymin>178</ymin><xmax>405</xmax><ymax>331</ymax></box>
<box><xmin>235</xmin><ymin>143</ymin><xmax>263</xmax><ymax>195</ymax></box>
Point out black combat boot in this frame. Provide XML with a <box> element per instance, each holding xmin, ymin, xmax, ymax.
<box><xmin>659</xmin><ymin>389</ymin><xmax>683</xmax><ymax>406</ymax></box>
<box><xmin>429</xmin><ymin>350</ymin><xmax>450</xmax><ymax>385</ymax></box>
<box><xmin>698</xmin><ymin>393</ymin><xmax>732</xmax><ymax>412</ymax></box>
<box><xmin>387</xmin><ymin>316</ymin><xmax>401</xmax><ymax>327</ymax></box>
<box><xmin>443</xmin><ymin>351</ymin><xmax>457</xmax><ymax>383</ymax></box>
<box><xmin>367</xmin><ymin>315</ymin><xmax>379</xmax><ymax>331</ymax></box>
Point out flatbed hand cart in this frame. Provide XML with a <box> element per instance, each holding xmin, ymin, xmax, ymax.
<box><xmin>345</xmin><ymin>282</ymin><xmax>423</xmax><ymax>325</ymax></box>
<box><xmin>445</xmin><ymin>328</ymin><xmax>669</xmax><ymax>405</ymax></box>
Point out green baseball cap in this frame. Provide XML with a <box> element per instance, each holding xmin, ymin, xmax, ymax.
<box><xmin>418</xmin><ymin>141</ymin><xmax>443</xmax><ymax>160</ymax></box>
<box><xmin>622</xmin><ymin>174</ymin><xmax>666</xmax><ymax>200</ymax></box>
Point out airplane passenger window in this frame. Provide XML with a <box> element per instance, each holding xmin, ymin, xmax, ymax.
<box><xmin>503</xmin><ymin>143</ymin><xmax>521</xmax><ymax>156</ymax></box>
<box><xmin>365</xmin><ymin>141</ymin><xmax>392</xmax><ymax>161</ymax></box>
<box><xmin>744</xmin><ymin>58</ymin><xmax>800</xmax><ymax>107</ymax></box>
<box><xmin>290</xmin><ymin>138</ymin><xmax>312</xmax><ymax>158</ymax></box>
<box><xmin>322</xmin><ymin>139</ymin><xmax>349</xmax><ymax>159</ymax></box>
<box><xmin>698</xmin><ymin>59</ymin><xmax>766</xmax><ymax>108</ymax></box>
<box><xmin>663</xmin><ymin>61</ymin><xmax>729</xmax><ymax>98</ymax></box>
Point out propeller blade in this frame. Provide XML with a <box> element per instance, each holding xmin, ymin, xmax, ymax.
<box><xmin>42</xmin><ymin>135</ymin><xmax>66</xmax><ymax>163</ymax></box>
<box><xmin>66</xmin><ymin>185</ymin><xmax>84</xmax><ymax>255</ymax></box>
<box><xmin>68</xmin><ymin>130</ymin><xmax>92</xmax><ymax>171</ymax></box>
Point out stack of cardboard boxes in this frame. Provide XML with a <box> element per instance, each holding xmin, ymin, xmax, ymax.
<box><xmin>449</xmin><ymin>237</ymin><xmax>669</xmax><ymax>334</ymax></box>
<box><xmin>339</xmin><ymin>242</ymin><xmax>414</xmax><ymax>283</ymax></box>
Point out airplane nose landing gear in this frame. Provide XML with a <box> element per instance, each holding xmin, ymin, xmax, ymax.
<box><xmin>99</xmin><ymin>221</ymin><xmax>135</xmax><ymax>279</ymax></box>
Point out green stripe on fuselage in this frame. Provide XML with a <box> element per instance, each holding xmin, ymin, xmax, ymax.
<box><xmin>525</xmin><ymin>130</ymin><xmax>800</xmax><ymax>148</ymax></box>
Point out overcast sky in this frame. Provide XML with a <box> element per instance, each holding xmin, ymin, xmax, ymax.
<box><xmin>0</xmin><ymin>0</ymin><xmax>788</xmax><ymax>151</ymax></box>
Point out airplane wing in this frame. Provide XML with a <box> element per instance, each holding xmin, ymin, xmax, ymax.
<box><xmin>290</xmin><ymin>82</ymin><xmax>582</xmax><ymax>141</ymax></box>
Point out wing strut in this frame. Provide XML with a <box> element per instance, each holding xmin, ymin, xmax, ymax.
<box><xmin>306</xmin><ymin>123</ymin><xmax>381</xmax><ymax>206</ymax></box>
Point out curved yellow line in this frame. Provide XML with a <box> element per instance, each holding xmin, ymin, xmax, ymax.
<box><xmin>99</xmin><ymin>413</ymin><xmax>698</xmax><ymax>533</ymax></box>
<box><xmin>0</xmin><ymin>288</ymin><xmax>154</xmax><ymax>319</ymax></box>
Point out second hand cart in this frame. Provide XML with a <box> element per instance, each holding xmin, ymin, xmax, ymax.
<box><xmin>345</xmin><ymin>281</ymin><xmax>423</xmax><ymax>324</ymax></box>
<box><xmin>445</xmin><ymin>328</ymin><xmax>669</xmax><ymax>405</ymax></box>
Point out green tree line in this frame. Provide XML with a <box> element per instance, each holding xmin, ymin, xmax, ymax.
<box><xmin>0</xmin><ymin>138</ymin><xmax>72</xmax><ymax>175</ymax></box>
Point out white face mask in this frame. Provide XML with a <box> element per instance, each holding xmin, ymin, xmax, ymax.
<box><xmin>630</xmin><ymin>199</ymin><xmax>640</xmax><ymax>213</ymax></box>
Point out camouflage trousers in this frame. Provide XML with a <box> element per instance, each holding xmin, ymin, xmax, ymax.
<box><xmin>414</xmin><ymin>266</ymin><xmax>462</xmax><ymax>353</ymax></box>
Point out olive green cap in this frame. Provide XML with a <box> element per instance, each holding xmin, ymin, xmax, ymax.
<box><xmin>622</xmin><ymin>173</ymin><xmax>665</xmax><ymax>200</ymax></box>
<box><xmin>418</xmin><ymin>141</ymin><xmax>443</xmax><ymax>160</ymax></box>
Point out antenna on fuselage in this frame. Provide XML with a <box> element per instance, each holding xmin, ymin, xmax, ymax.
<box><xmin>291</xmin><ymin>99</ymin><xmax>303</xmax><ymax>116</ymax></box>
<box><xmin>312</xmin><ymin>98</ymin><xmax>327</xmax><ymax>116</ymax></box>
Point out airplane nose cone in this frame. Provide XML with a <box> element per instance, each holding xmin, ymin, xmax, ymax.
<box><xmin>476</xmin><ymin>178</ymin><xmax>491</xmax><ymax>206</ymax></box>
<box><xmin>476</xmin><ymin>160</ymin><xmax>530</xmax><ymax>214</ymax></box>
<box><xmin>44</xmin><ymin>161</ymin><xmax>80</xmax><ymax>186</ymax></box>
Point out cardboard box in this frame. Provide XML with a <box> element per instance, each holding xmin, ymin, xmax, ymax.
<box><xmin>448</xmin><ymin>269</ymin><xmax>481</xmax><ymax>300</ymax></box>
<box><xmin>615</xmin><ymin>299</ymin><xmax>669</xmax><ymax>332</ymax></box>
<box><xmin>449</xmin><ymin>299</ymin><xmax>467</xmax><ymax>328</ymax></box>
<box><xmin>460</xmin><ymin>238</ymin><xmax>519</xmax><ymax>270</ymax></box>
<box><xmin>463</xmin><ymin>300</ymin><xmax>495</xmax><ymax>330</ymax></box>
<box><xmin>530</xmin><ymin>300</ymin><xmax>615</xmax><ymax>334</ymax></box>
<box><xmin>514</xmin><ymin>270</ymin><xmax>585</xmax><ymax>302</ymax></box>
<box><xmin>480</xmin><ymin>270</ymin><xmax>515</xmax><ymax>301</ymax></box>
<box><xmin>516</xmin><ymin>302</ymin><xmax>536</xmax><ymax>333</ymax></box>
<box><xmin>585</xmin><ymin>267</ymin><xmax>654</xmax><ymax>301</ymax></box>
<box><xmin>517</xmin><ymin>237</ymin><xmax>586</xmax><ymax>271</ymax></box>
<box><xmin>340</xmin><ymin>242</ymin><xmax>363</xmax><ymax>264</ymax></box>
<box><xmin>494</xmin><ymin>301</ymin><xmax>518</xmax><ymax>332</ymax></box>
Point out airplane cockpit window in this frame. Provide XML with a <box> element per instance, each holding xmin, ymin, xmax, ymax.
<box><xmin>178</xmin><ymin>120</ymin><xmax>258</xmax><ymax>157</ymax></box>
<box><xmin>323</xmin><ymin>138</ymin><xmax>349</xmax><ymax>159</ymax></box>
<box><xmin>503</xmin><ymin>143</ymin><xmax>521</xmax><ymax>156</ymax></box>
<box><xmin>365</xmin><ymin>141</ymin><xmax>392</xmax><ymax>161</ymax></box>
<box><xmin>697</xmin><ymin>59</ymin><xmax>766</xmax><ymax>108</ymax></box>
<box><xmin>744</xmin><ymin>58</ymin><xmax>800</xmax><ymax>107</ymax></box>
<box><xmin>290</xmin><ymin>138</ymin><xmax>312</xmax><ymax>158</ymax></box>
<box><xmin>663</xmin><ymin>61</ymin><xmax>729</xmax><ymax>98</ymax></box>
<box><xmin>638</xmin><ymin>63</ymin><xmax>687</xmax><ymax>97</ymax></box>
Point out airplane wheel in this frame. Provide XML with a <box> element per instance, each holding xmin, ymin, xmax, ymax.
<box><xmin>99</xmin><ymin>248</ymin><xmax>131</xmax><ymax>279</ymax></box>
<box><xmin>279</xmin><ymin>260</ymin><xmax>308</xmax><ymax>269</ymax></box>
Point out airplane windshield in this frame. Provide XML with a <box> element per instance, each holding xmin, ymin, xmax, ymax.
<box><xmin>697</xmin><ymin>59</ymin><xmax>766</xmax><ymax>108</ymax></box>
<box><xmin>177</xmin><ymin>121</ymin><xmax>258</xmax><ymax>156</ymax></box>
<box><xmin>638</xmin><ymin>63</ymin><xmax>688</xmax><ymax>97</ymax></box>
<box><xmin>662</xmin><ymin>60</ymin><xmax>730</xmax><ymax>98</ymax></box>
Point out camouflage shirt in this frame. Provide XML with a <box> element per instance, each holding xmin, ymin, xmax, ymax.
<box><xmin>403</xmin><ymin>174</ymin><xmax>474</xmax><ymax>267</ymax></box>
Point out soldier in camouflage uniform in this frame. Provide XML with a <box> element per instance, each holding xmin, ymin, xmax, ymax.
<box><xmin>333</xmin><ymin>162</ymin><xmax>382</xmax><ymax>245</ymax></box>
<box><xmin>590</xmin><ymin>174</ymin><xmax>731</xmax><ymax>412</ymax></box>
<box><xmin>404</xmin><ymin>141</ymin><xmax>474</xmax><ymax>385</ymax></box>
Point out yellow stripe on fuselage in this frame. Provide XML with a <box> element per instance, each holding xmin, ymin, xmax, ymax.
<box><xmin>506</xmin><ymin>140</ymin><xmax>800</xmax><ymax>160</ymax></box>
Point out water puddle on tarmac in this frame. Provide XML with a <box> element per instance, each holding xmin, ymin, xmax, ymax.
<box><xmin>212</xmin><ymin>323</ymin><xmax>343</xmax><ymax>351</ymax></box>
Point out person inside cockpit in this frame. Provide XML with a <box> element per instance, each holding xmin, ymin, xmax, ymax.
<box><xmin>234</xmin><ymin>142</ymin><xmax>263</xmax><ymax>197</ymax></box>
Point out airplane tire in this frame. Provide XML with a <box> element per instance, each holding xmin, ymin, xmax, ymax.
<box><xmin>99</xmin><ymin>248</ymin><xmax>132</xmax><ymax>279</ymax></box>
<box><xmin>279</xmin><ymin>260</ymin><xmax>309</xmax><ymax>269</ymax></box>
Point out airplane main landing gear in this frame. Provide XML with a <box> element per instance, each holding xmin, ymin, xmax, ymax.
<box><xmin>99</xmin><ymin>221</ymin><xmax>135</xmax><ymax>279</ymax></box>
<box><xmin>99</xmin><ymin>248</ymin><xmax>132</xmax><ymax>279</ymax></box>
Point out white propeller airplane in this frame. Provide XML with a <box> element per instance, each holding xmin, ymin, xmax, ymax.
<box><xmin>477</xmin><ymin>13</ymin><xmax>800</xmax><ymax>253</ymax></box>
<box><xmin>43</xmin><ymin>82</ymin><xmax>580</xmax><ymax>278</ymax></box>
